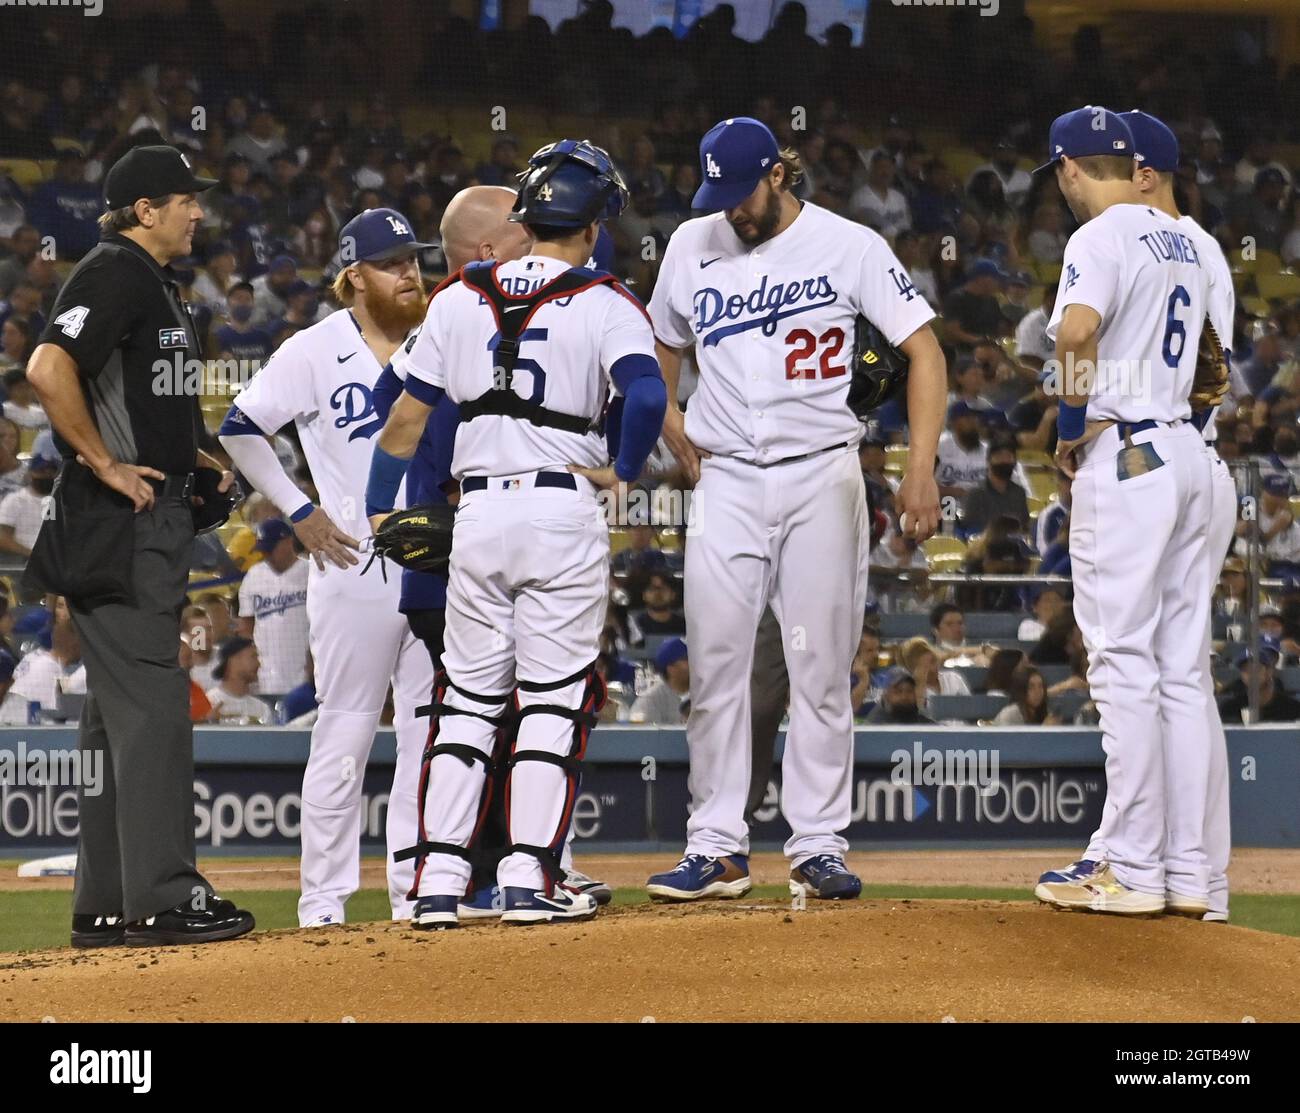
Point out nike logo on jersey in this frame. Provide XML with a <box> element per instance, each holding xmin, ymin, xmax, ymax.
<box><xmin>336</xmin><ymin>353</ymin><xmax>356</xmax><ymax>363</ymax></box>
<box><xmin>699</xmin><ymin>256</ymin><xmax>723</xmax><ymax>269</ymax></box>
<box><xmin>693</xmin><ymin>274</ymin><xmax>838</xmax><ymax>348</ymax></box>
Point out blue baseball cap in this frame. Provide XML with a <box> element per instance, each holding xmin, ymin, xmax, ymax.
<box><xmin>948</xmin><ymin>400</ymin><xmax>980</xmax><ymax>422</ymax></box>
<box><xmin>1122</xmin><ymin>110</ymin><xmax>1179</xmax><ymax>173</ymax></box>
<box><xmin>693</xmin><ymin>117</ymin><xmax>780</xmax><ymax>212</ymax></box>
<box><xmin>255</xmin><ymin>517</ymin><xmax>295</xmax><ymax>553</ymax></box>
<box><xmin>1034</xmin><ymin>106</ymin><xmax>1135</xmax><ymax>173</ymax></box>
<box><xmin>655</xmin><ymin>637</ymin><xmax>688</xmax><ymax>674</ymax></box>
<box><xmin>878</xmin><ymin>666</ymin><xmax>915</xmax><ymax>690</ymax></box>
<box><xmin>339</xmin><ymin>207</ymin><xmax>435</xmax><ymax>265</ymax></box>
<box><xmin>1236</xmin><ymin>638</ymin><xmax>1281</xmax><ymax>669</ymax></box>
<box><xmin>967</xmin><ymin>258</ymin><xmax>1008</xmax><ymax>282</ymax></box>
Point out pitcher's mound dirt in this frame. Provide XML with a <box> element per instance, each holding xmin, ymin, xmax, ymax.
<box><xmin>4</xmin><ymin>899</ymin><xmax>1298</xmax><ymax>1022</ymax></box>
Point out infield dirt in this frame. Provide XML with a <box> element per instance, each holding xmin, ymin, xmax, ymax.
<box><xmin>3</xmin><ymin>896</ymin><xmax>1299</xmax><ymax>1023</ymax></box>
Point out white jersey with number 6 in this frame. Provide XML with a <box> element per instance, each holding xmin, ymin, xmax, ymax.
<box><xmin>1046</xmin><ymin>203</ymin><xmax>1212</xmax><ymax>421</ymax></box>
<box><xmin>648</xmin><ymin>202</ymin><xmax>935</xmax><ymax>463</ymax></box>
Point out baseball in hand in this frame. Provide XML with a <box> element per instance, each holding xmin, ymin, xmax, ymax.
<box><xmin>899</xmin><ymin>511</ymin><xmax>911</xmax><ymax>535</ymax></box>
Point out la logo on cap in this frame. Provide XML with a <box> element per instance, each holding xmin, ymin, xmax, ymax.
<box><xmin>705</xmin><ymin>152</ymin><xmax>721</xmax><ymax>179</ymax></box>
<box><xmin>386</xmin><ymin>215</ymin><xmax>409</xmax><ymax>234</ymax></box>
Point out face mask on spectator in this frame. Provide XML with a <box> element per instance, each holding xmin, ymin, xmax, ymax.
<box><xmin>990</xmin><ymin>461</ymin><xmax>1015</xmax><ymax>480</ymax></box>
<box><xmin>230</xmin><ymin>303</ymin><xmax>254</xmax><ymax>323</ymax></box>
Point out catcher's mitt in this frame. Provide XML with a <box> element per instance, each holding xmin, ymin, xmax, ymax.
<box><xmin>1189</xmin><ymin>319</ymin><xmax>1230</xmax><ymax>411</ymax></box>
<box><xmin>847</xmin><ymin>315</ymin><xmax>910</xmax><ymax>417</ymax></box>
<box><xmin>365</xmin><ymin>503</ymin><xmax>455</xmax><ymax>577</ymax></box>
<box><xmin>191</xmin><ymin>467</ymin><xmax>237</xmax><ymax>534</ymax></box>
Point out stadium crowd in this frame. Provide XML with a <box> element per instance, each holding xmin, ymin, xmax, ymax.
<box><xmin>1</xmin><ymin>3</ymin><xmax>1299</xmax><ymax>724</ymax></box>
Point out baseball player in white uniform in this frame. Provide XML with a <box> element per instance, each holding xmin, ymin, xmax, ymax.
<box><xmin>219</xmin><ymin>208</ymin><xmax>436</xmax><ymax>926</ymax></box>
<box><xmin>1031</xmin><ymin>108</ymin><xmax>1217</xmax><ymax>916</ymax></box>
<box><xmin>1039</xmin><ymin>111</ymin><xmax>1236</xmax><ymax>921</ymax></box>
<box><xmin>366</xmin><ymin>140</ymin><xmax>666</xmax><ymax>928</ymax></box>
<box><xmin>644</xmin><ymin>117</ymin><xmax>947</xmax><ymax>901</ymax></box>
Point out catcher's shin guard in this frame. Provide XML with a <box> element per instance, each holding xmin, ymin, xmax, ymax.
<box><xmin>503</xmin><ymin>662</ymin><xmax>607</xmax><ymax>894</ymax></box>
<box><xmin>396</xmin><ymin>669</ymin><xmax>510</xmax><ymax>898</ymax></box>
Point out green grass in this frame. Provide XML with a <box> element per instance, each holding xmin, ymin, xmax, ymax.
<box><xmin>2</xmin><ymin>885</ymin><xmax>1299</xmax><ymax>952</ymax></box>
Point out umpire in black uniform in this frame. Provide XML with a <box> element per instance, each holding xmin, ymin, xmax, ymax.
<box><xmin>25</xmin><ymin>145</ymin><xmax>254</xmax><ymax>947</ymax></box>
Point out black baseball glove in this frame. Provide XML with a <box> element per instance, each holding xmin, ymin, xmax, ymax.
<box><xmin>191</xmin><ymin>467</ymin><xmax>237</xmax><ymax>534</ymax></box>
<box><xmin>365</xmin><ymin>503</ymin><xmax>456</xmax><ymax>578</ymax></box>
<box><xmin>847</xmin><ymin>315</ymin><xmax>910</xmax><ymax>418</ymax></box>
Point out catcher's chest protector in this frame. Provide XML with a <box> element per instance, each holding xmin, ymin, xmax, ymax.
<box><xmin>456</xmin><ymin>261</ymin><xmax>620</xmax><ymax>434</ymax></box>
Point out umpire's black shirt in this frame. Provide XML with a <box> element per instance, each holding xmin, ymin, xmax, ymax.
<box><xmin>38</xmin><ymin>232</ymin><xmax>203</xmax><ymax>475</ymax></box>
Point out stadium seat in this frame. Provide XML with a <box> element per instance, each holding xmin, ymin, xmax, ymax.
<box><xmin>1018</xmin><ymin>449</ymin><xmax>1053</xmax><ymax>469</ymax></box>
<box><xmin>948</xmin><ymin>664</ymin><xmax>987</xmax><ymax>690</ymax></box>
<box><xmin>1256</xmin><ymin>271</ymin><xmax>1300</xmax><ymax>301</ymax></box>
<box><xmin>926</xmin><ymin>693</ymin><xmax>1007</xmax><ymax>723</ymax></box>
<box><xmin>1024</xmin><ymin>469</ymin><xmax>1057</xmax><ymax>503</ymax></box>
<box><xmin>0</xmin><ymin>158</ymin><xmax>48</xmax><ymax>188</ymax></box>
<box><xmin>878</xmin><ymin>612</ymin><xmax>932</xmax><ymax>638</ymax></box>
<box><xmin>1240</xmin><ymin>295</ymin><xmax>1271</xmax><ymax>317</ymax></box>
<box><xmin>922</xmin><ymin>536</ymin><xmax>965</xmax><ymax>561</ymax></box>
<box><xmin>1035</xmin><ymin>664</ymin><xmax>1076</xmax><ymax>686</ymax></box>
<box><xmin>1229</xmin><ymin>248</ymin><xmax>1256</xmax><ymax>274</ymax></box>
<box><xmin>1035</xmin><ymin>260</ymin><xmax>1063</xmax><ymax>285</ymax></box>
<box><xmin>963</xmin><ymin>612</ymin><xmax>1024</xmax><ymax>639</ymax></box>
<box><xmin>1280</xmin><ymin>667</ymin><xmax>1300</xmax><ymax>694</ymax></box>
<box><xmin>1049</xmin><ymin>689</ymin><xmax>1089</xmax><ymax>722</ymax></box>
<box><xmin>884</xmin><ymin>444</ymin><xmax>908</xmax><ymax>474</ymax></box>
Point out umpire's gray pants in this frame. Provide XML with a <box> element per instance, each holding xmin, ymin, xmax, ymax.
<box><xmin>69</xmin><ymin>499</ymin><xmax>209</xmax><ymax>922</ymax></box>
<box><xmin>746</xmin><ymin>605</ymin><xmax>789</xmax><ymax>822</ymax></box>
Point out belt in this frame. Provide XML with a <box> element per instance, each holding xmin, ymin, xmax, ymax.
<box><xmin>147</xmin><ymin>472</ymin><xmax>195</xmax><ymax>498</ymax></box>
<box><xmin>461</xmin><ymin>472</ymin><xmax>577</xmax><ymax>493</ymax></box>
<box><xmin>742</xmin><ymin>439</ymin><xmax>856</xmax><ymax>469</ymax></box>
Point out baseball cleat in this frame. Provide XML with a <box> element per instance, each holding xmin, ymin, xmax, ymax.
<box><xmin>1166</xmin><ymin>892</ymin><xmax>1211</xmax><ymax>917</ymax></box>
<box><xmin>1202</xmin><ymin>911</ymin><xmax>1229</xmax><ymax>924</ymax></box>
<box><xmin>1036</xmin><ymin>858</ymin><xmax>1100</xmax><ymax>885</ymax></box>
<box><xmin>790</xmin><ymin>854</ymin><xmax>862</xmax><ymax>900</ymax></box>
<box><xmin>1035</xmin><ymin>863</ymin><xmax>1166</xmax><ymax>915</ymax></box>
<box><xmin>71</xmin><ymin>913</ymin><xmax>125</xmax><ymax>949</ymax></box>
<box><xmin>646</xmin><ymin>853</ymin><xmax>752</xmax><ymax>902</ymax></box>
<box><xmin>562</xmin><ymin>867</ymin><xmax>612</xmax><ymax>906</ymax></box>
<box><xmin>302</xmin><ymin>913</ymin><xmax>342</xmax><ymax>928</ymax></box>
<box><xmin>412</xmin><ymin>895</ymin><xmax>460</xmax><ymax>930</ymax></box>
<box><xmin>458</xmin><ymin>885</ymin><xmax>504</xmax><ymax>920</ymax></box>
<box><xmin>500</xmin><ymin>885</ymin><xmax>598</xmax><ymax>925</ymax></box>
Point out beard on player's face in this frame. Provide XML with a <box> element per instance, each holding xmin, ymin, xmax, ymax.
<box><xmin>727</xmin><ymin>178</ymin><xmax>783</xmax><ymax>246</ymax></box>
<box><xmin>362</xmin><ymin>266</ymin><xmax>427</xmax><ymax>332</ymax></box>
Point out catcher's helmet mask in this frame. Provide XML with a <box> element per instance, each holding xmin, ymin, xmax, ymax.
<box><xmin>509</xmin><ymin>138</ymin><xmax>629</xmax><ymax>228</ymax></box>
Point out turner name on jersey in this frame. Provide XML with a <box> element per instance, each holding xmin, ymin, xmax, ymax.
<box><xmin>648</xmin><ymin>202</ymin><xmax>935</xmax><ymax>464</ymax></box>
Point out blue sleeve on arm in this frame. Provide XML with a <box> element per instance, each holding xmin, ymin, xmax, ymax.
<box><xmin>366</xmin><ymin>445</ymin><xmax>411</xmax><ymax>517</ymax></box>
<box><xmin>609</xmin><ymin>352</ymin><xmax>661</xmax><ymax>394</ymax></box>
<box><xmin>371</xmin><ymin>363</ymin><xmax>403</xmax><ymax>422</ymax></box>
<box><xmin>614</xmin><ymin>374</ymin><xmax>667</xmax><ymax>481</ymax></box>
<box><xmin>218</xmin><ymin>404</ymin><xmax>268</xmax><ymax>436</ymax></box>
<box><xmin>403</xmin><ymin>375</ymin><xmax>444</xmax><ymax>408</ymax></box>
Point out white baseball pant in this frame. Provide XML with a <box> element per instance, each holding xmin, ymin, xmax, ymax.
<box><xmin>412</xmin><ymin>475</ymin><xmax>608</xmax><ymax>898</ymax></box>
<box><xmin>682</xmin><ymin>446</ymin><xmax>869</xmax><ymax>864</ymax></box>
<box><xmin>297</xmin><ymin>561</ymin><xmax>434</xmax><ymax>925</ymax></box>
<box><xmin>1072</xmin><ymin>422</ymin><xmax>1214</xmax><ymax>897</ymax></box>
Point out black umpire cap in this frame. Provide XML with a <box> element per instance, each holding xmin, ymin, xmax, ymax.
<box><xmin>103</xmin><ymin>145</ymin><xmax>218</xmax><ymax>209</ymax></box>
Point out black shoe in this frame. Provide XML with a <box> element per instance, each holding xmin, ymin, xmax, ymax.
<box><xmin>71</xmin><ymin>913</ymin><xmax>125</xmax><ymax>949</ymax></box>
<box><xmin>125</xmin><ymin>896</ymin><xmax>255</xmax><ymax>947</ymax></box>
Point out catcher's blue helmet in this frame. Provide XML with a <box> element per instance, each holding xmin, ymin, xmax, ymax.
<box><xmin>509</xmin><ymin>139</ymin><xmax>629</xmax><ymax>228</ymax></box>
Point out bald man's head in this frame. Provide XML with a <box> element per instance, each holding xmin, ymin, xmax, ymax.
<box><xmin>439</xmin><ymin>186</ymin><xmax>533</xmax><ymax>271</ymax></box>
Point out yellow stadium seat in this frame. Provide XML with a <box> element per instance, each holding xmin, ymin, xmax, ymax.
<box><xmin>608</xmin><ymin>527</ymin><xmax>630</xmax><ymax>554</ymax></box>
<box><xmin>50</xmin><ymin>137</ymin><xmax>87</xmax><ymax>155</ymax></box>
<box><xmin>1229</xmin><ymin>248</ymin><xmax>1256</xmax><ymax>274</ymax></box>
<box><xmin>885</xmin><ymin>444</ymin><xmax>909</xmax><ymax>475</ymax></box>
<box><xmin>0</xmin><ymin>158</ymin><xmax>48</xmax><ymax>189</ymax></box>
<box><xmin>1025</xmin><ymin>469</ymin><xmax>1057</xmax><ymax>503</ymax></box>
<box><xmin>922</xmin><ymin>536</ymin><xmax>966</xmax><ymax>560</ymax></box>
<box><xmin>927</xmin><ymin>552</ymin><xmax>966</xmax><ymax>573</ymax></box>
<box><xmin>946</xmin><ymin>148</ymin><xmax>988</xmax><ymax>182</ymax></box>
<box><xmin>1252</xmin><ymin>249</ymin><xmax>1283</xmax><ymax>274</ymax></box>
<box><xmin>1240</xmin><ymin>295</ymin><xmax>1271</xmax><ymax>318</ymax></box>
<box><xmin>1257</xmin><ymin>271</ymin><xmax>1300</xmax><ymax>301</ymax></box>
<box><xmin>1035</xmin><ymin>261</ymin><xmax>1063</xmax><ymax>285</ymax></box>
<box><xmin>1019</xmin><ymin>449</ymin><xmax>1053</xmax><ymax>469</ymax></box>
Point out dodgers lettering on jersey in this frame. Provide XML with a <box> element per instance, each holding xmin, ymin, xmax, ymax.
<box><xmin>647</xmin><ymin>202</ymin><xmax>935</xmax><ymax>464</ymax></box>
<box><xmin>230</xmin><ymin>309</ymin><xmax>401</xmax><ymax>544</ymax></box>
<box><xmin>402</xmin><ymin>255</ymin><xmax>656</xmax><ymax>479</ymax></box>
<box><xmin>1046</xmin><ymin>203</ymin><xmax>1213</xmax><ymax>424</ymax></box>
